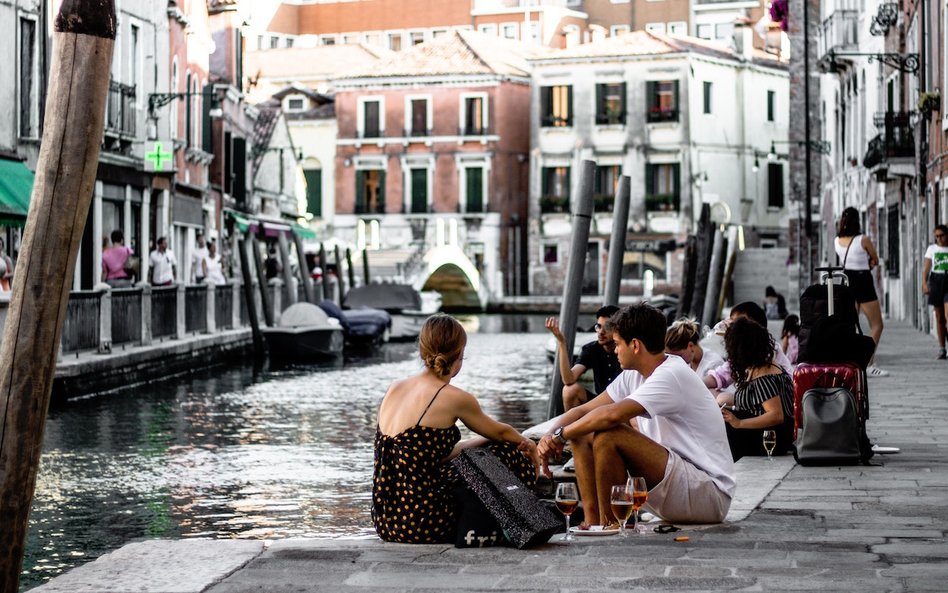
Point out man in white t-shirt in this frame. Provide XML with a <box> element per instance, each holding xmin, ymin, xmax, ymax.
<box><xmin>149</xmin><ymin>236</ymin><xmax>177</xmax><ymax>286</ymax></box>
<box><xmin>537</xmin><ymin>304</ymin><xmax>735</xmax><ymax>525</ymax></box>
<box><xmin>191</xmin><ymin>231</ymin><xmax>208</xmax><ymax>284</ymax></box>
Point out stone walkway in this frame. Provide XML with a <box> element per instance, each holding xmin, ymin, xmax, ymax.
<box><xmin>30</xmin><ymin>321</ymin><xmax>948</xmax><ymax>592</ymax></box>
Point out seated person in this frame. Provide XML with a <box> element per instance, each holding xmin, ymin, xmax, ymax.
<box><xmin>704</xmin><ymin>301</ymin><xmax>793</xmax><ymax>393</ymax></box>
<box><xmin>372</xmin><ymin>314</ymin><xmax>538</xmax><ymax>544</ymax></box>
<box><xmin>720</xmin><ymin>317</ymin><xmax>795</xmax><ymax>461</ymax></box>
<box><xmin>545</xmin><ymin>305</ymin><xmax>622</xmax><ymax>411</ymax></box>
<box><xmin>537</xmin><ymin>304</ymin><xmax>735</xmax><ymax>526</ymax></box>
<box><xmin>781</xmin><ymin>314</ymin><xmax>800</xmax><ymax>365</ymax></box>
<box><xmin>665</xmin><ymin>317</ymin><xmax>724</xmax><ymax>379</ymax></box>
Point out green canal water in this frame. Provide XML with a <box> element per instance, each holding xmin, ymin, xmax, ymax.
<box><xmin>22</xmin><ymin>314</ymin><xmax>576</xmax><ymax>590</ymax></box>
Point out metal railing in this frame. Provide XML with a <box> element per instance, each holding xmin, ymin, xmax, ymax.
<box><xmin>111</xmin><ymin>288</ymin><xmax>142</xmax><ymax>345</ymax></box>
<box><xmin>61</xmin><ymin>292</ymin><xmax>100</xmax><ymax>352</ymax></box>
<box><xmin>151</xmin><ymin>286</ymin><xmax>178</xmax><ymax>339</ymax></box>
<box><xmin>216</xmin><ymin>286</ymin><xmax>233</xmax><ymax>330</ymax></box>
<box><xmin>185</xmin><ymin>285</ymin><xmax>208</xmax><ymax>334</ymax></box>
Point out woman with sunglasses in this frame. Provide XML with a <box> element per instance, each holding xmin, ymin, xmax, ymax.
<box><xmin>923</xmin><ymin>224</ymin><xmax>948</xmax><ymax>359</ymax></box>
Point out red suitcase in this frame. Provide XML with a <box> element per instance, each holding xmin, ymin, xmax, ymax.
<box><xmin>792</xmin><ymin>362</ymin><xmax>868</xmax><ymax>441</ymax></box>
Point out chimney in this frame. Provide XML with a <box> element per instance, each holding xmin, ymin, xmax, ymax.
<box><xmin>732</xmin><ymin>20</ymin><xmax>754</xmax><ymax>59</ymax></box>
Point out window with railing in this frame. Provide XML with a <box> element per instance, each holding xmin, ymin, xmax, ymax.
<box><xmin>462</xmin><ymin>95</ymin><xmax>487</xmax><ymax>135</ymax></box>
<box><xmin>408</xmin><ymin>98</ymin><xmax>430</xmax><ymax>136</ymax></box>
<box><xmin>356</xmin><ymin>169</ymin><xmax>385</xmax><ymax>214</ymax></box>
<box><xmin>541</xmin><ymin>85</ymin><xmax>572</xmax><ymax>127</ymax></box>
<box><xmin>596</xmin><ymin>82</ymin><xmax>626</xmax><ymax>125</ymax></box>
<box><xmin>105</xmin><ymin>79</ymin><xmax>137</xmax><ymax>137</ymax></box>
<box><xmin>646</xmin><ymin>80</ymin><xmax>678</xmax><ymax>123</ymax></box>
<box><xmin>645</xmin><ymin>163</ymin><xmax>680</xmax><ymax>212</ymax></box>
<box><xmin>594</xmin><ymin>165</ymin><xmax>620</xmax><ymax>212</ymax></box>
<box><xmin>361</xmin><ymin>99</ymin><xmax>382</xmax><ymax>138</ymax></box>
<box><xmin>540</xmin><ymin>166</ymin><xmax>570</xmax><ymax>213</ymax></box>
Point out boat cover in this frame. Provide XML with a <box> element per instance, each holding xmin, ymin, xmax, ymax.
<box><xmin>319</xmin><ymin>299</ymin><xmax>391</xmax><ymax>339</ymax></box>
<box><xmin>344</xmin><ymin>284</ymin><xmax>421</xmax><ymax>312</ymax></box>
<box><xmin>280</xmin><ymin>302</ymin><xmax>331</xmax><ymax>328</ymax></box>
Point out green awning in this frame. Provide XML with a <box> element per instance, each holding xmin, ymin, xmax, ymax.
<box><xmin>0</xmin><ymin>158</ymin><xmax>34</xmax><ymax>227</ymax></box>
<box><xmin>227</xmin><ymin>211</ymin><xmax>252</xmax><ymax>233</ymax></box>
<box><xmin>292</xmin><ymin>222</ymin><xmax>317</xmax><ymax>240</ymax></box>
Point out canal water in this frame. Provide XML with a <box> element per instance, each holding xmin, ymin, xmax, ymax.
<box><xmin>22</xmin><ymin>314</ymin><xmax>579</xmax><ymax>590</ymax></box>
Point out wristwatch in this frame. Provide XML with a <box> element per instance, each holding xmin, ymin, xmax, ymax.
<box><xmin>552</xmin><ymin>426</ymin><xmax>568</xmax><ymax>445</ymax></box>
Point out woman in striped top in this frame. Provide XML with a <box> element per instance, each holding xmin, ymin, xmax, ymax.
<box><xmin>720</xmin><ymin>317</ymin><xmax>794</xmax><ymax>461</ymax></box>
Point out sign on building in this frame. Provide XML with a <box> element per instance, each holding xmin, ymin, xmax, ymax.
<box><xmin>143</xmin><ymin>139</ymin><xmax>176</xmax><ymax>173</ymax></box>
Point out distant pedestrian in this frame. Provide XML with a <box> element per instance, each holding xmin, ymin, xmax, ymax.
<box><xmin>202</xmin><ymin>240</ymin><xmax>227</xmax><ymax>286</ymax></box>
<box><xmin>780</xmin><ymin>314</ymin><xmax>800</xmax><ymax>365</ymax></box>
<box><xmin>922</xmin><ymin>224</ymin><xmax>948</xmax><ymax>359</ymax></box>
<box><xmin>101</xmin><ymin>229</ymin><xmax>134</xmax><ymax>288</ymax></box>
<box><xmin>835</xmin><ymin>207</ymin><xmax>887</xmax><ymax>377</ymax></box>
<box><xmin>149</xmin><ymin>236</ymin><xmax>177</xmax><ymax>286</ymax></box>
<box><xmin>0</xmin><ymin>238</ymin><xmax>13</xmax><ymax>292</ymax></box>
<box><xmin>763</xmin><ymin>286</ymin><xmax>788</xmax><ymax>320</ymax></box>
<box><xmin>265</xmin><ymin>244</ymin><xmax>282</xmax><ymax>280</ymax></box>
<box><xmin>192</xmin><ymin>230</ymin><xmax>208</xmax><ymax>284</ymax></box>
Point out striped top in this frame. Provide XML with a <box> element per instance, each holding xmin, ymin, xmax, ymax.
<box><xmin>735</xmin><ymin>371</ymin><xmax>794</xmax><ymax>420</ymax></box>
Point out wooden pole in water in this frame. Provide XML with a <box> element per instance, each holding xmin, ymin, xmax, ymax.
<box><xmin>292</xmin><ymin>231</ymin><xmax>315</xmax><ymax>304</ymax></box>
<box><xmin>0</xmin><ymin>1</ymin><xmax>115</xmax><ymax>588</ymax></box>
<box><xmin>346</xmin><ymin>248</ymin><xmax>356</xmax><ymax>289</ymax></box>
<box><xmin>276</xmin><ymin>231</ymin><xmax>297</xmax><ymax>305</ymax></box>
<box><xmin>237</xmin><ymin>235</ymin><xmax>264</xmax><ymax>354</ymax></box>
<box><xmin>548</xmin><ymin>160</ymin><xmax>595</xmax><ymax>420</ymax></box>
<box><xmin>362</xmin><ymin>248</ymin><xmax>370</xmax><ymax>286</ymax></box>
<box><xmin>318</xmin><ymin>243</ymin><xmax>330</xmax><ymax>303</ymax></box>
<box><xmin>603</xmin><ymin>175</ymin><xmax>631</xmax><ymax>307</ymax></box>
<box><xmin>251</xmin><ymin>236</ymin><xmax>274</xmax><ymax>327</ymax></box>
<box><xmin>334</xmin><ymin>244</ymin><xmax>347</xmax><ymax>302</ymax></box>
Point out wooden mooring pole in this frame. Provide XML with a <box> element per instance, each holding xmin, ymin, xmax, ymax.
<box><xmin>603</xmin><ymin>175</ymin><xmax>631</xmax><ymax>307</ymax></box>
<box><xmin>0</xmin><ymin>1</ymin><xmax>115</xmax><ymax>589</ymax></box>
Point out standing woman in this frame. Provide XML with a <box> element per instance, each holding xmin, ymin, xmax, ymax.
<box><xmin>373</xmin><ymin>314</ymin><xmax>539</xmax><ymax>544</ymax></box>
<box><xmin>922</xmin><ymin>225</ymin><xmax>948</xmax><ymax>359</ymax></box>
<box><xmin>720</xmin><ymin>318</ymin><xmax>795</xmax><ymax>461</ymax></box>
<box><xmin>835</xmin><ymin>207</ymin><xmax>888</xmax><ymax>377</ymax></box>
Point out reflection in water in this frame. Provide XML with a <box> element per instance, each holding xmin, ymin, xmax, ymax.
<box><xmin>22</xmin><ymin>317</ymin><xmax>555</xmax><ymax>590</ymax></box>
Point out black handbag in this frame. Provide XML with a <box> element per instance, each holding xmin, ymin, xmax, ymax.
<box><xmin>450</xmin><ymin>447</ymin><xmax>560</xmax><ymax>549</ymax></box>
<box><xmin>794</xmin><ymin>386</ymin><xmax>870</xmax><ymax>465</ymax></box>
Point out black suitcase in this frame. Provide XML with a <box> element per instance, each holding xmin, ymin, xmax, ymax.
<box><xmin>798</xmin><ymin>267</ymin><xmax>875</xmax><ymax>368</ymax></box>
<box><xmin>451</xmin><ymin>447</ymin><xmax>560</xmax><ymax>548</ymax></box>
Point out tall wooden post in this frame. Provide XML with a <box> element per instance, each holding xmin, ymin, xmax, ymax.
<box><xmin>250</xmin><ymin>236</ymin><xmax>274</xmax><ymax>327</ymax></box>
<box><xmin>346</xmin><ymin>248</ymin><xmax>356</xmax><ymax>289</ymax></box>
<box><xmin>334</xmin><ymin>244</ymin><xmax>347</xmax><ymax>301</ymax></box>
<box><xmin>362</xmin><ymin>248</ymin><xmax>370</xmax><ymax>285</ymax></box>
<box><xmin>292</xmin><ymin>231</ymin><xmax>315</xmax><ymax>304</ymax></box>
<box><xmin>237</xmin><ymin>236</ymin><xmax>264</xmax><ymax>354</ymax></box>
<box><xmin>318</xmin><ymin>243</ymin><xmax>330</xmax><ymax>303</ymax></box>
<box><xmin>0</xmin><ymin>1</ymin><xmax>115</xmax><ymax>589</ymax></box>
<box><xmin>603</xmin><ymin>175</ymin><xmax>631</xmax><ymax>307</ymax></box>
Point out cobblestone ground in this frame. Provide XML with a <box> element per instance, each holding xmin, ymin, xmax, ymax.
<box><xmin>31</xmin><ymin>321</ymin><xmax>948</xmax><ymax>593</ymax></box>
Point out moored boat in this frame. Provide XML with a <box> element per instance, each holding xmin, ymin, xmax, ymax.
<box><xmin>343</xmin><ymin>283</ymin><xmax>441</xmax><ymax>341</ymax></box>
<box><xmin>262</xmin><ymin>303</ymin><xmax>345</xmax><ymax>361</ymax></box>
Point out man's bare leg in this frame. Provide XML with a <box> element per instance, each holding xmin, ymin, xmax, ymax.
<box><xmin>570</xmin><ymin>432</ymin><xmax>598</xmax><ymax>525</ymax></box>
<box><xmin>562</xmin><ymin>383</ymin><xmax>588</xmax><ymax>411</ymax></box>
<box><xmin>592</xmin><ymin>424</ymin><xmax>669</xmax><ymax>525</ymax></box>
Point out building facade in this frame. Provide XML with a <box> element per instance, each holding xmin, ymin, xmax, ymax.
<box><xmin>528</xmin><ymin>30</ymin><xmax>789</xmax><ymax>297</ymax></box>
<box><xmin>331</xmin><ymin>31</ymin><xmax>534</xmax><ymax>307</ymax></box>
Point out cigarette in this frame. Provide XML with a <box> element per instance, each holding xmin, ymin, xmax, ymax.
<box><xmin>674</xmin><ymin>536</ymin><xmax>689</xmax><ymax>542</ymax></box>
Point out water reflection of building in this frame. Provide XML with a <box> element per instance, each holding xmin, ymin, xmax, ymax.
<box><xmin>527</xmin><ymin>30</ymin><xmax>790</xmax><ymax>297</ymax></box>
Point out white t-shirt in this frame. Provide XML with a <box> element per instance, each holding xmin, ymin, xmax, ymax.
<box><xmin>924</xmin><ymin>243</ymin><xmax>948</xmax><ymax>274</ymax></box>
<box><xmin>150</xmin><ymin>248</ymin><xmax>176</xmax><ymax>285</ymax></box>
<box><xmin>606</xmin><ymin>355</ymin><xmax>736</xmax><ymax>497</ymax></box>
<box><xmin>192</xmin><ymin>244</ymin><xmax>209</xmax><ymax>279</ymax></box>
<box><xmin>695</xmin><ymin>348</ymin><xmax>725</xmax><ymax>379</ymax></box>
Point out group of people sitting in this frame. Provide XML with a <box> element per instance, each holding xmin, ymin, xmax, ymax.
<box><xmin>372</xmin><ymin>302</ymin><xmax>796</xmax><ymax>545</ymax></box>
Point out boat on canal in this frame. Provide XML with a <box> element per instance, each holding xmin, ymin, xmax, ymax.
<box><xmin>343</xmin><ymin>283</ymin><xmax>441</xmax><ymax>341</ymax></box>
<box><xmin>262</xmin><ymin>302</ymin><xmax>345</xmax><ymax>361</ymax></box>
<box><xmin>317</xmin><ymin>299</ymin><xmax>392</xmax><ymax>346</ymax></box>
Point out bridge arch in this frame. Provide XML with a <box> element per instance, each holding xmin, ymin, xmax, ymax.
<box><xmin>416</xmin><ymin>245</ymin><xmax>485</xmax><ymax>310</ymax></box>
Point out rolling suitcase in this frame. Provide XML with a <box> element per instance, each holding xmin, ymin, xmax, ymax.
<box><xmin>793</xmin><ymin>267</ymin><xmax>873</xmax><ymax>464</ymax></box>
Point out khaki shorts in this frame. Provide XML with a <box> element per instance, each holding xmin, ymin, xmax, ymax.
<box><xmin>643</xmin><ymin>449</ymin><xmax>731</xmax><ymax>524</ymax></box>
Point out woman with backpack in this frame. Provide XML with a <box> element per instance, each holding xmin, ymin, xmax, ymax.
<box><xmin>835</xmin><ymin>207</ymin><xmax>888</xmax><ymax>377</ymax></box>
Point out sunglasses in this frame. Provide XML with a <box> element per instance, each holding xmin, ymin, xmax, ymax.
<box><xmin>936</xmin><ymin>233</ymin><xmax>947</xmax><ymax>239</ymax></box>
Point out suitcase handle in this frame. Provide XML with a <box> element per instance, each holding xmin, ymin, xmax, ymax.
<box><xmin>814</xmin><ymin>266</ymin><xmax>844</xmax><ymax>273</ymax></box>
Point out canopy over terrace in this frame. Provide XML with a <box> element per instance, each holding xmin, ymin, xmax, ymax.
<box><xmin>0</xmin><ymin>157</ymin><xmax>34</xmax><ymax>227</ymax></box>
<box><xmin>226</xmin><ymin>211</ymin><xmax>316</xmax><ymax>240</ymax></box>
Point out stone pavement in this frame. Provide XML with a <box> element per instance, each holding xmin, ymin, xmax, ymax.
<box><xmin>29</xmin><ymin>320</ymin><xmax>948</xmax><ymax>592</ymax></box>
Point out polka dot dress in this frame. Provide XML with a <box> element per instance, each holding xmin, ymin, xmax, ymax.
<box><xmin>372</xmin><ymin>424</ymin><xmax>462</xmax><ymax>544</ymax></box>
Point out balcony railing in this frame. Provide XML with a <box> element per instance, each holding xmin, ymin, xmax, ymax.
<box><xmin>646</xmin><ymin>107</ymin><xmax>678</xmax><ymax>123</ymax></box>
<box><xmin>540</xmin><ymin>195</ymin><xmax>569</xmax><ymax>214</ymax></box>
<box><xmin>819</xmin><ymin>10</ymin><xmax>858</xmax><ymax>60</ymax></box>
<box><xmin>473</xmin><ymin>0</ymin><xmax>567</xmax><ymax>9</ymax></box>
<box><xmin>405</xmin><ymin>127</ymin><xmax>432</xmax><ymax>137</ymax></box>
<box><xmin>593</xmin><ymin>194</ymin><xmax>615</xmax><ymax>212</ymax></box>
<box><xmin>358</xmin><ymin>127</ymin><xmax>382</xmax><ymax>139</ymax></box>
<box><xmin>459</xmin><ymin>124</ymin><xmax>492</xmax><ymax>136</ymax></box>
<box><xmin>104</xmin><ymin>80</ymin><xmax>137</xmax><ymax>137</ymax></box>
<box><xmin>863</xmin><ymin>111</ymin><xmax>914</xmax><ymax>167</ymax></box>
<box><xmin>645</xmin><ymin>193</ymin><xmax>680</xmax><ymax>213</ymax></box>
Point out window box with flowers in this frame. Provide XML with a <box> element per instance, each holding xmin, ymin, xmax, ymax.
<box><xmin>918</xmin><ymin>91</ymin><xmax>941</xmax><ymax>120</ymax></box>
<box><xmin>593</xmin><ymin>194</ymin><xmax>615</xmax><ymax>212</ymax></box>
<box><xmin>645</xmin><ymin>193</ymin><xmax>679</xmax><ymax>212</ymax></box>
<box><xmin>540</xmin><ymin>195</ymin><xmax>570</xmax><ymax>214</ymax></box>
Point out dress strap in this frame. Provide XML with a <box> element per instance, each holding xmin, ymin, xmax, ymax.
<box><xmin>416</xmin><ymin>383</ymin><xmax>449</xmax><ymax>426</ymax></box>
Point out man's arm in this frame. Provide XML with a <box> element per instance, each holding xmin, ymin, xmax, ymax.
<box><xmin>562</xmin><ymin>397</ymin><xmax>646</xmax><ymax>441</ymax></box>
<box><xmin>545</xmin><ymin>317</ymin><xmax>585</xmax><ymax>385</ymax></box>
<box><xmin>923</xmin><ymin>257</ymin><xmax>932</xmax><ymax>294</ymax></box>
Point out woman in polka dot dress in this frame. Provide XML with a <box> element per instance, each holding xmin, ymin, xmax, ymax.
<box><xmin>372</xmin><ymin>314</ymin><xmax>540</xmax><ymax>543</ymax></box>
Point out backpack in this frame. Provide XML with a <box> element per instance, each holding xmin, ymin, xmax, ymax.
<box><xmin>794</xmin><ymin>385</ymin><xmax>872</xmax><ymax>465</ymax></box>
<box><xmin>798</xmin><ymin>281</ymin><xmax>874</xmax><ymax>368</ymax></box>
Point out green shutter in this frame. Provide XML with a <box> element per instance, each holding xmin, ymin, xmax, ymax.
<box><xmin>304</xmin><ymin>169</ymin><xmax>322</xmax><ymax>217</ymax></box>
<box><xmin>355</xmin><ymin>170</ymin><xmax>365</xmax><ymax>213</ymax></box>
<box><xmin>466</xmin><ymin>168</ymin><xmax>483</xmax><ymax>212</ymax></box>
<box><xmin>646</xmin><ymin>81</ymin><xmax>656</xmax><ymax>117</ymax></box>
<box><xmin>411</xmin><ymin>169</ymin><xmax>427</xmax><ymax>213</ymax></box>
<box><xmin>672</xmin><ymin>163</ymin><xmax>681</xmax><ymax>210</ymax></box>
<box><xmin>378</xmin><ymin>170</ymin><xmax>386</xmax><ymax>213</ymax></box>
<box><xmin>541</xmin><ymin>167</ymin><xmax>549</xmax><ymax>196</ymax></box>
<box><xmin>595</xmin><ymin>83</ymin><xmax>603</xmax><ymax>124</ymax></box>
<box><xmin>620</xmin><ymin>82</ymin><xmax>627</xmax><ymax>121</ymax></box>
<box><xmin>566</xmin><ymin>85</ymin><xmax>573</xmax><ymax>126</ymax></box>
<box><xmin>672</xmin><ymin>80</ymin><xmax>680</xmax><ymax>118</ymax></box>
<box><xmin>564</xmin><ymin>167</ymin><xmax>571</xmax><ymax>202</ymax></box>
<box><xmin>202</xmin><ymin>84</ymin><xmax>213</xmax><ymax>154</ymax></box>
<box><xmin>541</xmin><ymin>86</ymin><xmax>551</xmax><ymax>126</ymax></box>
<box><xmin>645</xmin><ymin>163</ymin><xmax>654</xmax><ymax>195</ymax></box>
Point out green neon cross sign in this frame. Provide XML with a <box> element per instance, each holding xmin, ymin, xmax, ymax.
<box><xmin>145</xmin><ymin>141</ymin><xmax>173</xmax><ymax>171</ymax></box>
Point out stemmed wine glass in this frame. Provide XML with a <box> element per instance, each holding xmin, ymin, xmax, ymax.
<box><xmin>555</xmin><ymin>482</ymin><xmax>579</xmax><ymax>544</ymax></box>
<box><xmin>610</xmin><ymin>484</ymin><xmax>634</xmax><ymax>537</ymax></box>
<box><xmin>762</xmin><ymin>430</ymin><xmax>777</xmax><ymax>462</ymax></box>
<box><xmin>626</xmin><ymin>476</ymin><xmax>648</xmax><ymax>534</ymax></box>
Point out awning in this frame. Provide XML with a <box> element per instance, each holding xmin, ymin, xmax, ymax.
<box><xmin>292</xmin><ymin>223</ymin><xmax>317</xmax><ymax>240</ymax></box>
<box><xmin>0</xmin><ymin>158</ymin><xmax>34</xmax><ymax>227</ymax></box>
<box><xmin>226</xmin><ymin>211</ymin><xmax>317</xmax><ymax>241</ymax></box>
<box><xmin>227</xmin><ymin>211</ymin><xmax>253</xmax><ymax>233</ymax></box>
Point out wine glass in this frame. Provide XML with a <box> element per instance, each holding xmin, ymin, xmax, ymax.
<box><xmin>626</xmin><ymin>476</ymin><xmax>648</xmax><ymax>534</ymax></box>
<box><xmin>762</xmin><ymin>430</ymin><xmax>777</xmax><ymax>462</ymax></box>
<box><xmin>610</xmin><ymin>484</ymin><xmax>634</xmax><ymax>537</ymax></box>
<box><xmin>555</xmin><ymin>482</ymin><xmax>579</xmax><ymax>543</ymax></box>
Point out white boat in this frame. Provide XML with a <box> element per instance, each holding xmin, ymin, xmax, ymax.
<box><xmin>262</xmin><ymin>303</ymin><xmax>345</xmax><ymax>361</ymax></box>
<box><xmin>544</xmin><ymin>332</ymin><xmax>596</xmax><ymax>363</ymax></box>
<box><xmin>344</xmin><ymin>284</ymin><xmax>441</xmax><ymax>341</ymax></box>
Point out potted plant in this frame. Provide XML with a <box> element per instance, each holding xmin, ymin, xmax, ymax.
<box><xmin>918</xmin><ymin>91</ymin><xmax>941</xmax><ymax>120</ymax></box>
